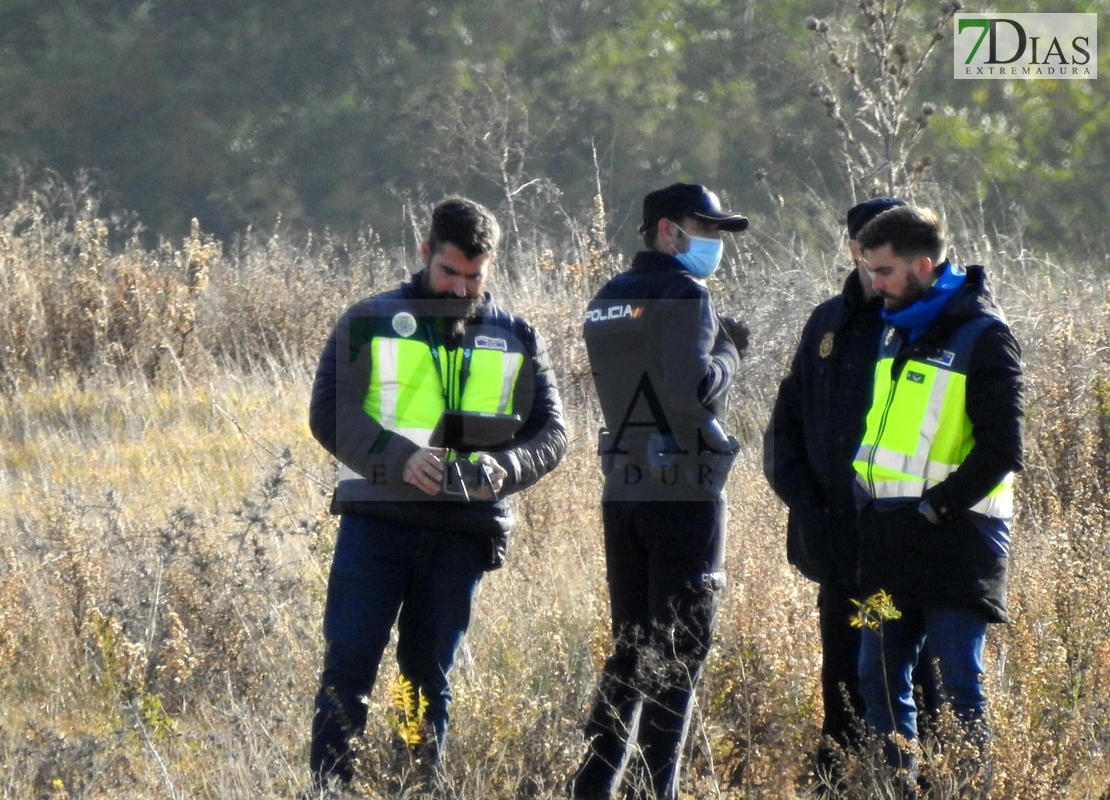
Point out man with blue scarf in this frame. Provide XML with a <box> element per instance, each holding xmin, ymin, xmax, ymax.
<box><xmin>852</xmin><ymin>205</ymin><xmax>1025</xmax><ymax>796</ymax></box>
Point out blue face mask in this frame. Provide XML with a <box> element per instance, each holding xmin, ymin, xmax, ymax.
<box><xmin>673</xmin><ymin>225</ymin><xmax>723</xmax><ymax>278</ymax></box>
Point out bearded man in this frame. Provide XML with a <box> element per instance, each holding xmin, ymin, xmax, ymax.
<box><xmin>853</xmin><ymin>204</ymin><xmax>1024</xmax><ymax>795</ymax></box>
<box><xmin>307</xmin><ymin>197</ymin><xmax>567</xmax><ymax>794</ymax></box>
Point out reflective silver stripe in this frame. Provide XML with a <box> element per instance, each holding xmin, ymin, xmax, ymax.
<box><xmin>855</xmin><ymin>443</ymin><xmax>877</xmax><ymax>463</ymax></box>
<box><xmin>394</xmin><ymin>425</ymin><xmax>433</xmax><ymax>448</ymax></box>
<box><xmin>860</xmin><ymin>475</ymin><xmax>928</xmax><ymax>499</ymax></box>
<box><xmin>496</xmin><ymin>353</ymin><xmax>524</xmax><ymax>414</ymax></box>
<box><xmin>376</xmin><ymin>338</ymin><xmax>401</xmax><ymax>433</ymax></box>
<box><xmin>866</xmin><ymin>445</ymin><xmax>961</xmax><ymax>486</ymax></box>
<box><xmin>865</xmin><ymin>445</ymin><xmax>922</xmax><ymax>480</ymax></box>
<box><xmin>919</xmin><ymin>367</ymin><xmax>951</xmax><ymax>460</ymax></box>
<box><xmin>857</xmin><ymin>472</ymin><xmax>1014</xmax><ymax>519</ymax></box>
<box><xmin>924</xmin><ymin>458</ymin><xmax>958</xmax><ymax>484</ymax></box>
<box><xmin>972</xmin><ymin>490</ymin><xmax>1013</xmax><ymax>519</ymax></box>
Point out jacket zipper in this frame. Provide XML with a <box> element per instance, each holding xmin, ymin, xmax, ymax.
<box><xmin>866</xmin><ymin>350</ymin><xmax>907</xmax><ymax>497</ymax></box>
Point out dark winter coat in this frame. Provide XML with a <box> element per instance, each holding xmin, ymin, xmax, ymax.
<box><xmin>583</xmin><ymin>250</ymin><xmax>741</xmax><ymax>500</ymax></box>
<box><xmin>763</xmin><ymin>269</ymin><xmax>885</xmax><ymax>589</ymax></box>
<box><xmin>309</xmin><ymin>271</ymin><xmax>567</xmax><ymax>537</ymax></box>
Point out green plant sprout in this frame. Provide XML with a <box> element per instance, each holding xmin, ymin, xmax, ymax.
<box><xmin>850</xmin><ymin>590</ymin><xmax>903</xmax><ymax>630</ymax></box>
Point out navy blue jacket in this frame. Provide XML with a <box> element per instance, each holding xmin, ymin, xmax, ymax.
<box><xmin>764</xmin><ymin>269</ymin><xmax>885</xmax><ymax>588</ymax></box>
<box><xmin>584</xmin><ymin>251</ymin><xmax>740</xmax><ymax>500</ymax></box>
<box><xmin>309</xmin><ymin>271</ymin><xmax>567</xmax><ymax>536</ymax></box>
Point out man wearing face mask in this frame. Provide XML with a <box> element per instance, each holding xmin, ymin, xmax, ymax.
<box><xmin>572</xmin><ymin>183</ymin><xmax>749</xmax><ymax>800</ymax></box>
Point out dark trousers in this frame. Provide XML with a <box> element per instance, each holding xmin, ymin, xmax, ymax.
<box><xmin>572</xmin><ymin>499</ymin><xmax>726</xmax><ymax>800</ymax></box>
<box><xmin>309</xmin><ymin>513</ymin><xmax>486</xmax><ymax>785</ymax></box>
<box><xmin>817</xmin><ymin>584</ymin><xmax>866</xmax><ymax>754</ymax></box>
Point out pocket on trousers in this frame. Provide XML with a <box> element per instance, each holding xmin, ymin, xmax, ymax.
<box><xmin>482</xmin><ymin>531</ymin><xmax>509</xmax><ymax>571</ymax></box>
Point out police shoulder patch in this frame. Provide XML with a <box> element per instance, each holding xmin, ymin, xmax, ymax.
<box><xmin>584</xmin><ymin>303</ymin><xmax>644</xmax><ymax>324</ymax></box>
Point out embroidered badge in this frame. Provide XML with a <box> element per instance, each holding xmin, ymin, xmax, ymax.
<box><xmin>818</xmin><ymin>331</ymin><xmax>834</xmax><ymax>359</ymax></box>
<box><xmin>392</xmin><ymin>311</ymin><xmax>417</xmax><ymax>338</ymax></box>
<box><xmin>927</xmin><ymin>350</ymin><xmax>956</xmax><ymax>368</ymax></box>
<box><xmin>474</xmin><ymin>335</ymin><xmax>508</xmax><ymax>351</ymax></box>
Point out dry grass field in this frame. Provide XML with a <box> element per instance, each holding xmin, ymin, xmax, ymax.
<box><xmin>1</xmin><ymin>186</ymin><xmax>1109</xmax><ymax>799</ymax></box>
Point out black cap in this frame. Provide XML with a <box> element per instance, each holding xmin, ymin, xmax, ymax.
<box><xmin>847</xmin><ymin>197</ymin><xmax>906</xmax><ymax>239</ymax></box>
<box><xmin>640</xmin><ymin>183</ymin><xmax>749</xmax><ymax>234</ymax></box>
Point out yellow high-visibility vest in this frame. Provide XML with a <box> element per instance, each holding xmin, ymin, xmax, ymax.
<box><xmin>853</xmin><ymin>317</ymin><xmax>1013</xmax><ymax>519</ymax></box>
<box><xmin>365</xmin><ymin>336</ymin><xmax>523</xmax><ymax>448</ymax></box>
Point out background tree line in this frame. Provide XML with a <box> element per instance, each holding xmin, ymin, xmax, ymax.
<box><xmin>0</xmin><ymin>0</ymin><xmax>1105</xmax><ymax>257</ymax></box>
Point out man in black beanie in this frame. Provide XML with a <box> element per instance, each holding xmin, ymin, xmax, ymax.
<box><xmin>763</xmin><ymin>198</ymin><xmax>911</xmax><ymax>792</ymax></box>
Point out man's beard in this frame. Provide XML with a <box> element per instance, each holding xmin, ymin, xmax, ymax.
<box><xmin>420</xmin><ymin>291</ymin><xmax>484</xmax><ymax>337</ymax></box>
<box><xmin>883</xmin><ymin>273</ymin><xmax>928</xmax><ymax>313</ymax></box>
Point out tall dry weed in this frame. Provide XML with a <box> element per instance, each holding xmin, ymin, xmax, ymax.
<box><xmin>0</xmin><ymin>179</ymin><xmax>1109</xmax><ymax>797</ymax></box>
<box><xmin>0</xmin><ymin>184</ymin><xmax>218</xmax><ymax>386</ymax></box>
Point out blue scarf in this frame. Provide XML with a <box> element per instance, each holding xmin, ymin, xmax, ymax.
<box><xmin>882</xmin><ymin>260</ymin><xmax>966</xmax><ymax>342</ymax></box>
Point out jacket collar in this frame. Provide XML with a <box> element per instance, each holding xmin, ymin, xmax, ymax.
<box><xmin>631</xmin><ymin>250</ymin><xmax>683</xmax><ymax>271</ymax></box>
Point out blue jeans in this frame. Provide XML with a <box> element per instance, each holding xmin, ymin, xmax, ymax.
<box><xmin>859</xmin><ymin>606</ymin><xmax>988</xmax><ymax>772</ymax></box>
<box><xmin>309</xmin><ymin>513</ymin><xmax>486</xmax><ymax>785</ymax></box>
<box><xmin>816</xmin><ymin>586</ymin><xmax>943</xmax><ymax>762</ymax></box>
